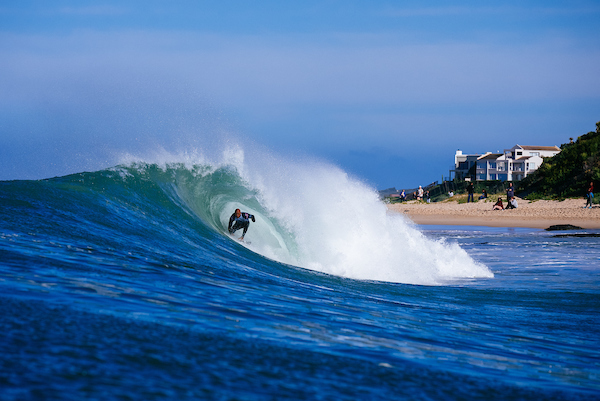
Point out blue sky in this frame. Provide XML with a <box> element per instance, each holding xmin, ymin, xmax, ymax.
<box><xmin>1</xmin><ymin>1</ymin><xmax>599</xmax><ymax>189</ymax></box>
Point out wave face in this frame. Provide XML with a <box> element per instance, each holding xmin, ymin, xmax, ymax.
<box><xmin>111</xmin><ymin>148</ymin><xmax>492</xmax><ymax>285</ymax></box>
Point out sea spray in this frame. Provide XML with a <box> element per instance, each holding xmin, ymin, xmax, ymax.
<box><xmin>235</xmin><ymin>148</ymin><xmax>492</xmax><ymax>284</ymax></box>
<box><xmin>119</xmin><ymin>145</ymin><xmax>493</xmax><ymax>285</ymax></box>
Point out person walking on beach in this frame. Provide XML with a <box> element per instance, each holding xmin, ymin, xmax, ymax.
<box><xmin>228</xmin><ymin>209</ymin><xmax>256</xmax><ymax>241</ymax></box>
<box><xmin>586</xmin><ymin>181</ymin><xmax>594</xmax><ymax>209</ymax></box>
<box><xmin>399</xmin><ymin>189</ymin><xmax>406</xmax><ymax>202</ymax></box>
<box><xmin>467</xmin><ymin>181</ymin><xmax>474</xmax><ymax>203</ymax></box>
<box><xmin>417</xmin><ymin>186</ymin><xmax>424</xmax><ymax>201</ymax></box>
<box><xmin>426</xmin><ymin>191</ymin><xmax>431</xmax><ymax>203</ymax></box>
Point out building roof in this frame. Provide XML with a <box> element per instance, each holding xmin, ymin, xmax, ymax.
<box><xmin>478</xmin><ymin>153</ymin><xmax>503</xmax><ymax>160</ymax></box>
<box><xmin>517</xmin><ymin>145</ymin><xmax>560</xmax><ymax>151</ymax></box>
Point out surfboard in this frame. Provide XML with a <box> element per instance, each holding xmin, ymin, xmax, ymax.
<box><xmin>231</xmin><ymin>235</ymin><xmax>251</xmax><ymax>244</ymax></box>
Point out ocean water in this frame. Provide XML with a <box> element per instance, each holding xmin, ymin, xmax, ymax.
<box><xmin>1</xmin><ymin>150</ymin><xmax>599</xmax><ymax>400</ymax></box>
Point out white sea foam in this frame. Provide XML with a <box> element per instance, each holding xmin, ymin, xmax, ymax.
<box><xmin>222</xmin><ymin>145</ymin><xmax>494</xmax><ymax>285</ymax></box>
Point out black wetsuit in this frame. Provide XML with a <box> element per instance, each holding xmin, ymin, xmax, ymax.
<box><xmin>228</xmin><ymin>212</ymin><xmax>255</xmax><ymax>237</ymax></box>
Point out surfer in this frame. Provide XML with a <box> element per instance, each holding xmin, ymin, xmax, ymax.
<box><xmin>228</xmin><ymin>209</ymin><xmax>255</xmax><ymax>241</ymax></box>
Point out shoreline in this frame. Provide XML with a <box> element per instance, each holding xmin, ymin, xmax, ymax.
<box><xmin>387</xmin><ymin>198</ymin><xmax>600</xmax><ymax>229</ymax></box>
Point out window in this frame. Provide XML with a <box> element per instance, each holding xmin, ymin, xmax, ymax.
<box><xmin>497</xmin><ymin>162</ymin><xmax>504</xmax><ymax>171</ymax></box>
<box><xmin>530</xmin><ymin>152</ymin><xmax>540</xmax><ymax>157</ymax></box>
<box><xmin>478</xmin><ymin>174</ymin><xmax>487</xmax><ymax>180</ymax></box>
<box><xmin>528</xmin><ymin>163</ymin><xmax>536</xmax><ymax>170</ymax></box>
<box><xmin>490</xmin><ymin>174</ymin><xmax>497</xmax><ymax>180</ymax></box>
<box><xmin>489</xmin><ymin>162</ymin><xmax>496</xmax><ymax>169</ymax></box>
<box><xmin>516</xmin><ymin>151</ymin><xmax>523</xmax><ymax>156</ymax></box>
<box><xmin>477</xmin><ymin>162</ymin><xmax>486</xmax><ymax>169</ymax></box>
<box><xmin>498</xmin><ymin>174</ymin><xmax>508</xmax><ymax>181</ymax></box>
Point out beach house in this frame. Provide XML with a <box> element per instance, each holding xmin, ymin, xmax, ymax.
<box><xmin>453</xmin><ymin>150</ymin><xmax>481</xmax><ymax>180</ymax></box>
<box><xmin>475</xmin><ymin>145</ymin><xmax>560</xmax><ymax>182</ymax></box>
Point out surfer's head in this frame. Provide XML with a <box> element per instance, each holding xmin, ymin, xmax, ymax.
<box><xmin>235</xmin><ymin>209</ymin><xmax>241</xmax><ymax>218</ymax></box>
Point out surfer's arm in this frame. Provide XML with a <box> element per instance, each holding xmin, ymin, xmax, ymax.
<box><xmin>228</xmin><ymin>214</ymin><xmax>235</xmax><ymax>232</ymax></box>
<box><xmin>242</xmin><ymin>212</ymin><xmax>255</xmax><ymax>223</ymax></box>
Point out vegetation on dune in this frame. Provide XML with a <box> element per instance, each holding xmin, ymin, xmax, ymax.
<box><xmin>518</xmin><ymin>121</ymin><xmax>600</xmax><ymax>200</ymax></box>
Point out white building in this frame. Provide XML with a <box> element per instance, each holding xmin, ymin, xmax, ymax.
<box><xmin>475</xmin><ymin>152</ymin><xmax>503</xmax><ymax>181</ymax></box>
<box><xmin>475</xmin><ymin>145</ymin><xmax>560</xmax><ymax>182</ymax></box>
<box><xmin>453</xmin><ymin>150</ymin><xmax>481</xmax><ymax>180</ymax></box>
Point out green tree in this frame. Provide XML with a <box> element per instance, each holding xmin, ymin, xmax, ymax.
<box><xmin>518</xmin><ymin>121</ymin><xmax>600</xmax><ymax>199</ymax></box>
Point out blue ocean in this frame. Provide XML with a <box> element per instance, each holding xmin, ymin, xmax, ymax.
<box><xmin>1</xmin><ymin>150</ymin><xmax>599</xmax><ymax>400</ymax></box>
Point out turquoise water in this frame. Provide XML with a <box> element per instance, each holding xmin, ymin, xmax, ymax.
<box><xmin>1</xmin><ymin>162</ymin><xmax>599</xmax><ymax>400</ymax></box>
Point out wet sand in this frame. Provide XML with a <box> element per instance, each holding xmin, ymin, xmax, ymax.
<box><xmin>387</xmin><ymin>198</ymin><xmax>600</xmax><ymax>229</ymax></box>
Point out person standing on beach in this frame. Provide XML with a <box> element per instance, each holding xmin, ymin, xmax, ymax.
<box><xmin>506</xmin><ymin>183</ymin><xmax>514</xmax><ymax>202</ymax></box>
<box><xmin>417</xmin><ymin>186</ymin><xmax>424</xmax><ymax>201</ymax></box>
<box><xmin>467</xmin><ymin>182</ymin><xmax>474</xmax><ymax>203</ymax></box>
<box><xmin>586</xmin><ymin>181</ymin><xmax>594</xmax><ymax>209</ymax></box>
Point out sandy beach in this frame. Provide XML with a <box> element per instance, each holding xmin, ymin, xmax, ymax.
<box><xmin>387</xmin><ymin>197</ymin><xmax>600</xmax><ymax>229</ymax></box>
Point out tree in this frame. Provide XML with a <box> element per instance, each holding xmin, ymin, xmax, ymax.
<box><xmin>518</xmin><ymin>121</ymin><xmax>600</xmax><ymax>199</ymax></box>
